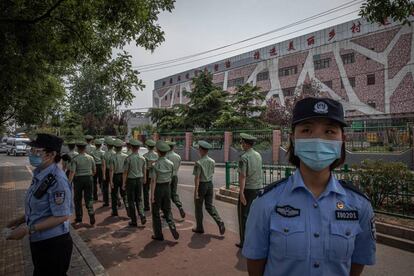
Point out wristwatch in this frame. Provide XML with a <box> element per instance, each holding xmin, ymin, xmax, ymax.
<box><xmin>29</xmin><ymin>224</ymin><xmax>37</xmax><ymax>235</ymax></box>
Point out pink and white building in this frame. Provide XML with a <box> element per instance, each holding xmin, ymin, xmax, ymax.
<box><xmin>153</xmin><ymin>17</ymin><xmax>414</xmax><ymax>117</ymax></box>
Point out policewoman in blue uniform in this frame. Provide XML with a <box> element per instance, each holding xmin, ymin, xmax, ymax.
<box><xmin>242</xmin><ymin>98</ymin><xmax>376</xmax><ymax>276</ymax></box>
<box><xmin>6</xmin><ymin>134</ymin><xmax>73</xmax><ymax>276</ymax></box>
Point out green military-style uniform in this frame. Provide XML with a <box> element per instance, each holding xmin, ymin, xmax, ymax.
<box><xmin>166</xmin><ymin>141</ymin><xmax>185</xmax><ymax>218</ymax></box>
<box><xmin>85</xmin><ymin>135</ymin><xmax>96</xmax><ymax>155</ymax></box>
<box><xmin>70</xmin><ymin>141</ymin><xmax>96</xmax><ymax>223</ymax></box>
<box><xmin>143</xmin><ymin>139</ymin><xmax>158</xmax><ymax>211</ymax></box>
<box><xmin>92</xmin><ymin>139</ymin><xmax>105</xmax><ymax>201</ymax></box>
<box><xmin>102</xmin><ymin>137</ymin><xmax>114</xmax><ymax>206</ymax></box>
<box><xmin>110</xmin><ymin>139</ymin><xmax>129</xmax><ymax>216</ymax></box>
<box><xmin>237</xmin><ymin>133</ymin><xmax>263</xmax><ymax>247</ymax></box>
<box><xmin>150</xmin><ymin>141</ymin><xmax>179</xmax><ymax>241</ymax></box>
<box><xmin>124</xmin><ymin>139</ymin><xmax>146</xmax><ymax>226</ymax></box>
<box><xmin>63</xmin><ymin>141</ymin><xmax>78</xmax><ymax>178</ymax></box>
<box><xmin>193</xmin><ymin>141</ymin><xmax>225</xmax><ymax>235</ymax></box>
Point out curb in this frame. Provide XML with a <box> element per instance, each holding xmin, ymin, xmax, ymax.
<box><xmin>70</xmin><ymin>226</ymin><xmax>108</xmax><ymax>276</ymax></box>
<box><xmin>181</xmin><ymin>161</ymin><xmax>226</xmax><ymax>168</ymax></box>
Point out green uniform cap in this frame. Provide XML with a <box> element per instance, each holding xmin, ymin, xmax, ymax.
<box><xmin>240</xmin><ymin>133</ymin><xmax>257</xmax><ymax>141</ymax></box>
<box><xmin>75</xmin><ymin>140</ymin><xmax>87</xmax><ymax>146</ymax></box>
<box><xmin>145</xmin><ymin>139</ymin><xmax>156</xmax><ymax>147</ymax></box>
<box><xmin>129</xmin><ymin>139</ymin><xmax>142</xmax><ymax>147</ymax></box>
<box><xmin>85</xmin><ymin>135</ymin><xmax>94</xmax><ymax>140</ymax></box>
<box><xmin>113</xmin><ymin>138</ymin><xmax>123</xmax><ymax>147</ymax></box>
<box><xmin>104</xmin><ymin>137</ymin><xmax>114</xmax><ymax>146</ymax></box>
<box><xmin>94</xmin><ymin>139</ymin><xmax>103</xmax><ymax>145</ymax></box>
<box><xmin>166</xmin><ymin>141</ymin><xmax>176</xmax><ymax>147</ymax></box>
<box><xmin>156</xmin><ymin>141</ymin><xmax>170</xmax><ymax>152</ymax></box>
<box><xmin>197</xmin><ymin>140</ymin><xmax>212</xmax><ymax>150</ymax></box>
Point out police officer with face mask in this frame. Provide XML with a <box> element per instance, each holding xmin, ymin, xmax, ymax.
<box><xmin>5</xmin><ymin>133</ymin><xmax>73</xmax><ymax>276</ymax></box>
<box><xmin>242</xmin><ymin>98</ymin><xmax>376</xmax><ymax>276</ymax></box>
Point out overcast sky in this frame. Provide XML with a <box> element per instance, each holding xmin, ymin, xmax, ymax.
<box><xmin>123</xmin><ymin>0</ymin><xmax>363</xmax><ymax>111</ymax></box>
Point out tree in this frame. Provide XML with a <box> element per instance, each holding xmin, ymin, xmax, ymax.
<box><xmin>214</xmin><ymin>83</ymin><xmax>266</xmax><ymax>129</ymax></box>
<box><xmin>146</xmin><ymin>105</ymin><xmax>186</xmax><ymax>132</ymax></box>
<box><xmin>360</xmin><ymin>0</ymin><xmax>414</xmax><ymax>26</ymax></box>
<box><xmin>262</xmin><ymin>80</ymin><xmax>322</xmax><ymax>127</ymax></box>
<box><xmin>0</xmin><ymin>0</ymin><xmax>175</xmax><ymax>126</ymax></box>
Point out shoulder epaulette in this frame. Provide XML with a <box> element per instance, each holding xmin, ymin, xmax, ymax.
<box><xmin>339</xmin><ymin>179</ymin><xmax>371</xmax><ymax>202</ymax></box>
<box><xmin>258</xmin><ymin>178</ymin><xmax>288</xmax><ymax>197</ymax></box>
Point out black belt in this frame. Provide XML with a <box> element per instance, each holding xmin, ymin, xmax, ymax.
<box><xmin>156</xmin><ymin>182</ymin><xmax>170</xmax><ymax>185</ymax></box>
<box><xmin>200</xmin><ymin>181</ymin><xmax>212</xmax><ymax>184</ymax></box>
<box><xmin>114</xmin><ymin>173</ymin><xmax>123</xmax><ymax>176</ymax></box>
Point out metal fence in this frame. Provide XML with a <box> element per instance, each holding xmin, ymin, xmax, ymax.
<box><xmin>158</xmin><ymin>131</ymin><xmax>186</xmax><ymax>149</ymax></box>
<box><xmin>232</xmin><ymin>129</ymin><xmax>273</xmax><ymax>151</ymax></box>
<box><xmin>193</xmin><ymin>131</ymin><xmax>225</xmax><ymax>149</ymax></box>
<box><xmin>225</xmin><ymin>161</ymin><xmax>414</xmax><ymax>219</ymax></box>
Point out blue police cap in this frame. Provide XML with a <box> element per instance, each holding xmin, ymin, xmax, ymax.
<box><xmin>292</xmin><ymin>97</ymin><xmax>347</xmax><ymax>127</ymax></box>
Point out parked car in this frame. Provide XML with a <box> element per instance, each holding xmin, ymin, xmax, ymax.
<box><xmin>0</xmin><ymin>137</ymin><xmax>8</xmax><ymax>153</ymax></box>
<box><xmin>6</xmin><ymin>137</ymin><xmax>30</xmax><ymax>156</ymax></box>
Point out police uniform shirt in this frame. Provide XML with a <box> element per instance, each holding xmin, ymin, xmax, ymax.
<box><xmin>25</xmin><ymin>163</ymin><xmax>72</xmax><ymax>242</ymax></box>
<box><xmin>111</xmin><ymin>151</ymin><xmax>128</xmax><ymax>174</ymax></box>
<box><xmin>238</xmin><ymin>148</ymin><xmax>263</xmax><ymax>190</ymax></box>
<box><xmin>242</xmin><ymin>171</ymin><xmax>376</xmax><ymax>276</ymax></box>
<box><xmin>144</xmin><ymin>150</ymin><xmax>158</xmax><ymax>170</ymax></box>
<box><xmin>92</xmin><ymin>148</ymin><xmax>105</xmax><ymax>165</ymax></box>
<box><xmin>69</xmin><ymin>153</ymin><xmax>95</xmax><ymax>176</ymax></box>
<box><xmin>124</xmin><ymin>153</ymin><xmax>146</xmax><ymax>178</ymax></box>
<box><xmin>193</xmin><ymin>155</ymin><xmax>215</xmax><ymax>182</ymax></box>
<box><xmin>150</xmin><ymin>156</ymin><xmax>174</xmax><ymax>183</ymax></box>
<box><xmin>166</xmin><ymin>151</ymin><xmax>181</xmax><ymax>176</ymax></box>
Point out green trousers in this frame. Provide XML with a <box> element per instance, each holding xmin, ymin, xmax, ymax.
<box><xmin>143</xmin><ymin>169</ymin><xmax>151</xmax><ymax>210</ymax></box>
<box><xmin>152</xmin><ymin>182</ymin><xmax>176</xmax><ymax>238</ymax></box>
<box><xmin>194</xmin><ymin>181</ymin><xmax>222</xmax><ymax>231</ymax></box>
<box><xmin>126</xmin><ymin>177</ymin><xmax>145</xmax><ymax>224</ymax></box>
<box><xmin>93</xmin><ymin>164</ymin><xmax>103</xmax><ymax>200</ymax></box>
<box><xmin>170</xmin><ymin>175</ymin><xmax>183</xmax><ymax>209</ymax></box>
<box><xmin>111</xmin><ymin>173</ymin><xmax>128</xmax><ymax>215</ymax></box>
<box><xmin>73</xmin><ymin>175</ymin><xmax>94</xmax><ymax>221</ymax></box>
<box><xmin>237</xmin><ymin>189</ymin><xmax>259</xmax><ymax>246</ymax></box>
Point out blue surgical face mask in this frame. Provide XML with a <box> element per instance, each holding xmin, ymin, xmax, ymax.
<box><xmin>294</xmin><ymin>138</ymin><xmax>342</xmax><ymax>171</ymax></box>
<box><xmin>29</xmin><ymin>155</ymin><xmax>43</xmax><ymax>167</ymax></box>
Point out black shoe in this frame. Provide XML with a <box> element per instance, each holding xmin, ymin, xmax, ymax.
<box><xmin>140</xmin><ymin>216</ymin><xmax>147</xmax><ymax>225</ymax></box>
<box><xmin>111</xmin><ymin>212</ymin><xmax>118</xmax><ymax>216</ymax></box>
<box><xmin>218</xmin><ymin>222</ymin><xmax>225</xmax><ymax>235</ymax></box>
<box><xmin>89</xmin><ymin>214</ymin><xmax>95</xmax><ymax>225</ymax></box>
<box><xmin>151</xmin><ymin>235</ymin><xmax>164</xmax><ymax>241</ymax></box>
<box><xmin>102</xmin><ymin>203</ymin><xmax>109</xmax><ymax>207</ymax></box>
<box><xmin>128</xmin><ymin>222</ymin><xmax>138</xmax><ymax>227</ymax></box>
<box><xmin>235</xmin><ymin>243</ymin><xmax>243</xmax><ymax>249</ymax></box>
<box><xmin>179</xmin><ymin>208</ymin><xmax>186</xmax><ymax>218</ymax></box>
<box><xmin>74</xmin><ymin>219</ymin><xmax>82</xmax><ymax>224</ymax></box>
<box><xmin>117</xmin><ymin>199</ymin><xmax>122</xmax><ymax>207</ymax></box>
<box><xmin>170</xmin><ymin>226</ymin><xmax>179</xmax><ymax>240</ymax></box>
<box><xmin>192</xmin><ymin>228</ymin><xmax>204</xmax><ymax>234</ymax></box>
<box><xmin>93</xmin><ymin>197</ymin><xmax>98</xmax><ymax>201</ymax></box>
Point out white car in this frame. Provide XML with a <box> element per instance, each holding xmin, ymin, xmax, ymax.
<box><xmin>6</xmin><ymin>137</ymin><xmax>30</xmax><ymax>156</ymax></box>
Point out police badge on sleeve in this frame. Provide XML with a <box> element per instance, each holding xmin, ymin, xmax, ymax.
<box><xmin>54</xmin><ymin>191</ymin><xmax>65</xmax><ymax>205</ymax></box>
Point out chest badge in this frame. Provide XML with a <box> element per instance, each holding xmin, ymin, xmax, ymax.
<box><xmin>275</xmin><ymin>205</ymin><xmax>300</xmax><ymax>218</ymax></box>
<box><xmin>335</xmin><ymin>210</ymin><xmax>358</xmax><ymax>220</ymax></box>
<box><xmin>336</xmin><ymin>201</ymin><xmax>344</xmax><ymax>209</ymax></box>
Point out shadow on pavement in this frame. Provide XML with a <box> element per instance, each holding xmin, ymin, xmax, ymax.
<box><xmin>138</xmin><ymin>240</ymin><xmax>178</xmax><ymax>259</ymax></box>
<box><xmin>111</xmin><ymin>225</ymin><xmax>141</xmax><ymax>239</ymax></box>
<box><xmin>187</xmin><ymin>233</ymin><xmax>225</xmax><ymax>249</ymax></box>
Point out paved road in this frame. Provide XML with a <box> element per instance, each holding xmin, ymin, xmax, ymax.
<box><xmin>1</xmin><ymin>153</ymin><xmax>414</xmax><ymax>275</ymax></box>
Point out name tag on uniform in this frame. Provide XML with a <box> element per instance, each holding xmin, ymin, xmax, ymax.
<box><xmin>335</xmin><ymin>210</ymin><xmax>358</xmax><ymax>220</ymax></box>
<box><xmin>275</xmin><ymin>205</ymin><xmax>300</xmax><ymax>218</ymax></box>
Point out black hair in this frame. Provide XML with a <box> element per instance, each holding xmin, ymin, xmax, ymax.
<box><xmin>44</xmin><ymin>149</ymin><xmax>62</xmax><ymax>163</ymax></box>
<box><xmin>68</xmin><ymin>144</ymin><xmax>76</xmax><ymax>150</ymax></box>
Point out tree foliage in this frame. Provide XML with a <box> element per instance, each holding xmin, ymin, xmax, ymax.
<box><xmin>360</xmin><ymin>0</ymin><xmax>414</xmax><ymax>26</ymax></box>
<box><xmin>0</xmin><ymin>0</ymin><xmax>175</xmax><ymax>126</ymax></box>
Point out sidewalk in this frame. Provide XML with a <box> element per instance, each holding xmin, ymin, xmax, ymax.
<box><xmin>0</xmin><ymin>166</ymin><xmax>105</xmax><ymax>276</ymax></box>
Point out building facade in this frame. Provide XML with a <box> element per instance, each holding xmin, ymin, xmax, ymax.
<box><xmin>153</xmin><ymin>17</ymin><xmax>414</xmax><ymax>118</ymax></box>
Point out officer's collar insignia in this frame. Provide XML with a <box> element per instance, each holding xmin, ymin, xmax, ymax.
<box><xmin>314</xmin><ymin>101</ymin><xmax>328</xmax><ymax>114</ymax></box>
<box><xmin>335</xmin><ymin>210</ymin><xmax>358</xmax><ymax>220</ymax></box>
<box><xmin>275</xmin><ymin>205</ymin><xmax>300</xmax><ymax>218</ymax></box>
<box><xmin>54</xmin><ymin>191</ymin><xmax>65</xmax><ymax>205</ymax></box>
<box><xmin>336</xmin><ymin>201</ymin><xmax>344</xmax><ymax>209</ymax></box>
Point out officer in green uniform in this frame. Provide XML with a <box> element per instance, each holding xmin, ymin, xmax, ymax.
<box><xmin>101</xmin><ymin>137</ymin><xmax>114</xmax><ymax>207</ymax></box>
<box><xmin>85</xmin><ymin>135</ymin><xmax>96</xmax><ymax>155</ymax></box>
<box><xmin>92</xmin><ymin>139</ymin><xmax>105</xmax><ymax>201</ymax></box>
<box><xmin>62</xmin><ymin>139</ymin><xmax>78</xmax><ymax>178</ymax></box>
<box><xmin>150</xmin><ymin>141</ymin><xmax>179</xmax><ymax>241</ymax></box>
<box><xmin>109</xmin><ymin>138</ymin><xmax>129</xmax><ymax>216</ymax></box>
<box><xmin>68</xmin><ymin>140</ymin><xmax>96</xmax><ymax>225</ymax></box>
<box><xmin>143</xmin><ymin>139</ymin><xmax>158</xmax><ymax>211</ymax></box>
<box><xmin>166</xmin><ymin>141</ymin><xmax>185</xmax><ymax>218</ymax></box>
<box><xmin>192</xmin><ymin>141</ymin><xmax>225</xmax><ymax>235</ymax></box>
<box><xmin>236</xmin><ymin>133</ymin><xmax>263</xmax><ymax>248</ymax></box>
<box><xmin>125</xmin><ymin>141</ymin><xmax>132</xmax><ymax>156</ymax></box>
<box><xmin>122</xmin><ymin>139</ymin><xmax>147</xmax><ymax>227</ymax></box>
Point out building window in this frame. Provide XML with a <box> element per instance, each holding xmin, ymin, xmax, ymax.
<box><xmin>341</xmin><ymin>53</ymin><xmax>355</xmax><ymax>64</ymax></box>
<box><xmin>368</xmin><ymin>101</ymin><xmax>376</xmax><ymax>109</ymax></box>
<box><xmin>314</xmin><ymin>58</ymin><xmax>331</xmax><ymax>70</ymax></box>
<box><xmin>341</xmin><ymin>77</ymin><xmax>355</xmax><ymax>88</ymax></box>
<box><xmin>367</xmin><ymin>74</ymin><xmax>375</xmax><ymax>85</ymax></box>
<box><xmin>256</xmin><ymin>71</ymin><xmax>269</xmax><ymax>81</ymax></box>
<box><xmin>323</xmin><ymin>80</ymin><xmax>333</xmax><ymax>89</ymax></box>
<box><xmin>278</xmin><ymin>66</ymin><xmax>298</xmax><ymax>77</ymax></box>
<box><xmin>227</xmin><ymin>77</ymin><xmax>244</xmax><ymax>87</ymax></box>
<box><xmin>282</xmin><ymin>87</ymin><xmax>295</xmax><ymax>97</ymax></box>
